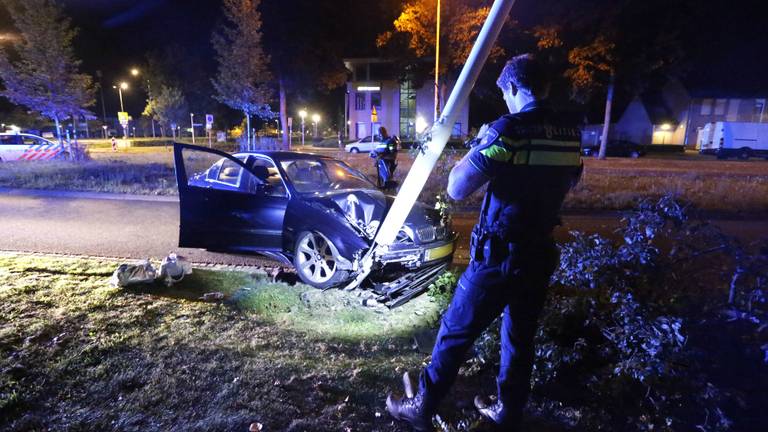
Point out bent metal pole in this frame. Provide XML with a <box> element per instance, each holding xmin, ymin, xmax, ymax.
<box><xmin>345</xmin><ymin>0</ymin><xmax>517</xmax><ymax>289</ymax></box>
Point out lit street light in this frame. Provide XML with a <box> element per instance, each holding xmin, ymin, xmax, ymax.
<box><xmin>113</xmin><ymin>82</ymin><xmax>129</xmax><ymax>138</ymax></box>
<box><xmin>298</xmin><ymin>109</ymin><xmax>307</xmax><ymax>146</ymax></box>
<box><xmin>129</xmin><ymin>67</ymin><xmax>155</xmax><ymax>137</ymax></box>
<box><xmin>311</xmin><ymin>113</ymin><xmax>321</xmax><ymax>138</ymax></box>
<box><xmin>190</xmin><ymin>113</ymin><xmax>196</xmax><ymax>144</ymax></box>
<box><xmin>113</xmin><ymin>82</ymin><xmax>128</xmax><ymax>112</ymax></box>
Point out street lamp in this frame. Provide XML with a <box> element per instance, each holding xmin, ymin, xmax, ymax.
<box><xmin>311</xmin><ymin>113</ymin><xmax>321</xmax><ymax>138</ymax></box>
<box><xmin>190</xmin><ymin>113</ymin><xmax>196</xmax><ymax>144</ymax></box>
<box><xmin>113</xmin><ymin>82</ymin><xmax>128</xmax><ymax>112</ymax></box>
<box><xmin>298</xmin><ymin>109</ymin><xmax>307</xmax><ymax>146</ymax></box>
<box><xmin>129</xmin><ymin>67</ymin><xmax>156</xmax><ymax>137</ymax></box>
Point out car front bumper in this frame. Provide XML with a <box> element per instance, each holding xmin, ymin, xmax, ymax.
<box><xmin>376</xmin><ymin>235</ymin><xmax>457</xmax><ymax>268</ymax></box>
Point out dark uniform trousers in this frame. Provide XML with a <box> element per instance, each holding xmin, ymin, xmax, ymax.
<box><xmin>420</xmin><ymin>238</ymin><xmax>560</xmax><ymax>425</ymax></box>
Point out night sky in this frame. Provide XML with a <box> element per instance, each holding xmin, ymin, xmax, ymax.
<box><xmin>2</xmin><ymin>0</ymin><xmax>768</xmax><ymax>127</ymax></box>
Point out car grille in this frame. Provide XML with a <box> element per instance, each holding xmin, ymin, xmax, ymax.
<box><xmin>417</xmin><ymin>225</ymin><xmax>448</xmax><ymax>243</ymax></box>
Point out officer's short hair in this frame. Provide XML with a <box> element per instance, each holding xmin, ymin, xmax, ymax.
<box><xmin>496</xmin><ymin>54</ymin><xmax>549</xmax><ymax>98</ymax></box>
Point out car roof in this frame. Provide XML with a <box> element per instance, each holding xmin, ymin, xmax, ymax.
<box><xmin>234</xmin><ymin>151</ymin><xmax>336</xmax><ymax>162</ymax></box>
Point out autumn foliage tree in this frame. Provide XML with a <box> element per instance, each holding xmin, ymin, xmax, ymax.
<box><xmin>377</xmin><ymin>0</ymin><xmax>506</xmax><ymax>111</ymax></box>
<box><xmin>211</xmin><ymin>0</ymin><xmax>274</xmax><ymax>149</ymax></box>
<box><xmin>0</xmin><ymin>0</ymin><xmax>96</xmax><ymax>146</ymax></box>
<box><xmin>533</xmin><ymin>0</ymin><xmax>686</xmax><ymax>159</ymax></box>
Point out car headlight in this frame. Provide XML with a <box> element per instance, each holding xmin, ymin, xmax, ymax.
<box><xmin>396</xmin><ymin>225</ymin><xmax>415</xmax><ymax>243</ymax></box>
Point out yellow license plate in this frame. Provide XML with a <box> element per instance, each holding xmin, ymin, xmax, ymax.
<box><xmin>426</xmin><ymin>242</ymin><xmax>454</xmax><ymax>261</ymax></box>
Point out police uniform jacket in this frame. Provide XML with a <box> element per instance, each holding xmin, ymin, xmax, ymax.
<box><xmin>468</xmin><ymin>101</ymin><xmax>582</xmax><ymax>242</ymax></box>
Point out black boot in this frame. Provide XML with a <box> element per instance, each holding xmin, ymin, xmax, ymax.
<box><xmin>386</xmin><ymin>372</ymin><xmax>434</xmax><ymax>431</ymax></box>
<box><xmin>474</xmin><ymin>395</ymin><xmax>518</xmax><ymax>430</ymax></box>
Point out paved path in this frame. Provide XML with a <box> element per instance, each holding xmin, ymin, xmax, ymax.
<box><xmin>1</xmin><ymin>190</ymin><xmax>766</xmax><ymax>267</ymax></box>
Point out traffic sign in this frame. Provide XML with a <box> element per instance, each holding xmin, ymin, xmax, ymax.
<box><xmin>117</xmin><ymin>111</ymin><xmax>130</xmax><ymax>127</ymax></box>
<box><xmin>287</xmin><ymin>117</ymin><xmax>293</xmax><ymax>128</ymax></box>
<box><xmin>371</xmin><ymin>106</ymin><xmax>378</xmax><ymax>123</ymax></box>
<box><xmin>205</xmin><ymin>114</ymin><xmax>213</xmax><ymax>130</ymax></box>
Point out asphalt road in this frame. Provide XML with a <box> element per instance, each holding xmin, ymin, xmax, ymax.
<box><xmin>1</xmin><ymin>190</ymin><xmax>766</xmax><ymax>267</ymax></box>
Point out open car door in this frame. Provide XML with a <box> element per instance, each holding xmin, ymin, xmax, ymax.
<box><xmin>173</xmin><ymin>143</ymin><xmax>288</xmax><ymax>254</ymax></box>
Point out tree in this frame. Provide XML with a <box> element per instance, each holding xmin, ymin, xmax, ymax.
<box><xmin>0</xmin><ymin>0</ymin><xmax>96</xmax><ymax>146</ymax></box>
<box><xmin>377</xmin><ymin>0</ymin><xmax>507</xmax><ymax>113</ymax></box>
<box><xmin>211</xmin><ymin>0</ymin><xmax>274</xmax><ymax>149</ymax></box>
<box><xmin>533</xmin><ymin>0</ymin><xmax>687</xmax><ymax>159</ymax></box>
<box><xmin>143</xmin><ymin>86</ymin><xmax>188</xmax><ymax>139</ymax></box>
<box><xmin>261</xmin><ymin>0</ymin><xmax>352</xmax><ymax>149</ymax></box>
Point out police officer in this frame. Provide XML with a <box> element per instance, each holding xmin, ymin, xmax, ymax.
<box><xmin>386</xmin><ymin>54</ymin><xmax>582</xmax><ymax>431</ymax></box>
<box><xmin>371</xmin><ymin>126</ymin><xmax>399</xmax><ymax>188</ymax></box>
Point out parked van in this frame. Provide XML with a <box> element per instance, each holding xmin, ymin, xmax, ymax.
<box><xmin>696</xmin><ymin>122</ymin><xmax>714</xmax><ymax>151</ymax></box>
<box><xmin>700</xmin><ymin>121</ymin><xmax>768</xmax><ymax>160</ymax></box>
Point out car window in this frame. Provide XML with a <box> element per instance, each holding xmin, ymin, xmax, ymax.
<box><xmin>0</xmin><ymin>135</ymin><xmax>23</xmax><ymax>145</ymax></box>
<box><xmin>22</xmin><ymin>136</ymin><xmax>48</xmax><ymax>146</ymax></box>
<box><xmin>217</xmin><ymin>159</ymin><xmax>242</xmax><ymax>186</ymax></box>
<box><xmin>247</xmin><ymin>157</ymin><xmax>288</xmax><ymax>197</ymax></box>
<box><xmin>281</xmin><ymin>158</ymin><xmax>375</xmax><ymax>193</ymax></box>
<box><xmin>184</xmin><ymin>149</ymin><xmax>261</xmax><ymax>195</ymax></box>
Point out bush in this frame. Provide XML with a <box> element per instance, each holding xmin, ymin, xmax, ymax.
<box><xmin>438</xmin><ymin>196</ymin><xmax>766</xmax><ymax>431</ymax></box>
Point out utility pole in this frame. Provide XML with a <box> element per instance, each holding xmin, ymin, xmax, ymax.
<box><xmin>345</xmin><ymin>0</ymin><xmax>517</xmax><ymax>289</ymax></box>
<box><xmin>434</xmin><ymin>0</ymin><xmax>441</xmax><ymax>121</ymax></box>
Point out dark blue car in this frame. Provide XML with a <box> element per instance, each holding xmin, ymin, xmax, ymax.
<box><xmin>174</xmin><ymin>143</ymin><xmax>456</xmax><ymax>288</ymax></box>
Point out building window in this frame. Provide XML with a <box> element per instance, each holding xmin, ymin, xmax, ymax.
<box><xmin>700</xmin><ymin>99</ymin><xmax>713</xmax><ymax>115</ymax></box>
<box><xmin>355</xmin><ymin>93</ymin><xmax>366</xmax><ymax>111</ymax></box>
<box><xmin>355</xmin><ymin>122</ymin><xmax>367</xmax><ymax>139</ymax></box>
<box><xmin>371</xmin><ymin>92</ymin><xmax>381</xmax><ymax>109</ymax></box>
<box><xmin>452</xmin><ymin>122</ymin><xmax>462</xmax><ymax>138</ymax></box>
<box><xmin>399</xmin><ymin>79</ymin><xmax>416</xmax><ymax>140</ymax></box>
<box><xmin>714</xmin><ymin>99</ymin><xmax>727</xmax><ymax>115</ymax></box>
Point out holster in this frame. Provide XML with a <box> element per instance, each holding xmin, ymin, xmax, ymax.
<box><xmin>470</xmin><ymin>225</ymin><xmax>515</xmax><ymax>266</ymax></box>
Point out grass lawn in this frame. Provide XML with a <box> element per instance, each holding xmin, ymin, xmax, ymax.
<box><xmin>0</xmin><ymin>252</ymin><xmax>478</xmax><ymax>432</ymax></box>
<box><xmin>2</xmin><ymin>147</ymin><xmax>768</xmax><ymax>213</ymax></box>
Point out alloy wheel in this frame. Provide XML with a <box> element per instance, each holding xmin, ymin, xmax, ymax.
<box><xmin>296</xmin><ymin>232</ymin><xmax>337</xmax><ymax>284</ymax></box>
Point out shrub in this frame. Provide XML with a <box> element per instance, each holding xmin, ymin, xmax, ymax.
<box><xmin>437</xmin><ymin>196</ymin><xmax>766</xmax><ymax>431</ymax></box>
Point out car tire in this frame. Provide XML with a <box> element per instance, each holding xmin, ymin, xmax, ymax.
<box><xmin>293</xmin><ymin>231</ymin><xmax>349</xmax><ymax>289</ymax></box>
<box><xmin>349</xmin><ymin>147</ymin><xmax>359</xmax><ymax>154</ymax></box>
<box><xmin>629</xmin><ymin>150</ymin><xmax>640</xmax><ymax>159</ymax></box>
<box><xmin>738</xmin><ymin>148</ymin><xmax>751</xmax><ymax>160</ymax></box>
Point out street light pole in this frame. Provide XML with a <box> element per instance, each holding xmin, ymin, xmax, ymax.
<box><xmin>299</xmin><ymin>109</ymin><xmax>307</xmax><ymax>147</ymax></box>
<box><xmin>117</xmin><ymin>87</ymin><xmax>125</xmax><ymax>112</ymax></box>
<box><xmin>434</xmin><ymin>0</ymin><xmax>441</xmax><ymax>121</ymax></box>
<box><xmin>312</xmin><ymin>114</ymin><xmax>320</xmax><ymax>138</ymax></box>
<box><xmin>190</xmin><ymin>113</ymin><xmax>196</xmax><ymax>144</ymax></box>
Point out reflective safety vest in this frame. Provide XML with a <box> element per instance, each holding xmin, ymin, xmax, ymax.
<box><xmin>470</xmin><ymin>102</ymin><xmax>583</xmax><ymax>240</ymax></box>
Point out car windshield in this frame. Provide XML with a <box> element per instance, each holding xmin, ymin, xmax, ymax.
<box><xmin>280</xmin><ymin>158</ymin><xmax>375</xmax><ymax>193</ymax></box>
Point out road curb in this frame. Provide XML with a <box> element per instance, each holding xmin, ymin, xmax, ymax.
<box><xmin>0</xmin><ymin>249</ymin><xmax>278</xmax><ymax>274</ymax></box>
<box><xmin>0</xmin><ymin>187</ymin><xmax>179</xmax><ymax>203</ymax></box>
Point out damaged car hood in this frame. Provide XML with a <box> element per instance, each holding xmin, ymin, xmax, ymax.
<box><xmin>304</xmin><ymin>189</ymin><xmax>441</xmax><ymax>239</ymax></box>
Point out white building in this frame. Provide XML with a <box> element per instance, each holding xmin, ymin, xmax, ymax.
<box><xmin>582</xmin><ymin>79</ymin><xmax>768</xmax><ymax>148</ymax></box>
<box><xmin>343</xmin><ymin>58</ymin><xmax>469</xmax><ymax>142</ymax></box>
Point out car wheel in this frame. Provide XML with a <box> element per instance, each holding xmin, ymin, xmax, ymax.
<box><xmin>293</xmin><ymin>231</ymin><xmax>349</xmax><ymax>289</ymax></box>
<box><xmin>629</xmin><ymin>150</ymin><xmax>640</xmax><ymax>159</ymax></box>
<box><xmin>349</xmin><ymin>147</ymin><xmax>359</xmax><ymax>153</ymax></box>
<box><xmin>738</xmin><ymin>149</ymin><xmax>751</xmax><ymax>160</ymax></box>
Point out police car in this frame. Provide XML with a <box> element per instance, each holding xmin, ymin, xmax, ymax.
<box><xmin>0</xmin><ymin>133</ymin><xmax>66</xmax><ymax>162</ymax></box>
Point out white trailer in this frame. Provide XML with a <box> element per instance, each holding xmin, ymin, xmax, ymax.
<box><xmin>700</xmin><ymin>121</ymin><xmax>768</xmax><ymax>159</ymax></box>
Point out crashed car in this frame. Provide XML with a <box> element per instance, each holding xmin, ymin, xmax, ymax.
<box><xmin>173</xmin><ymin>143</ymin><xmax>456</xmax><ymax>290</ymax></box>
